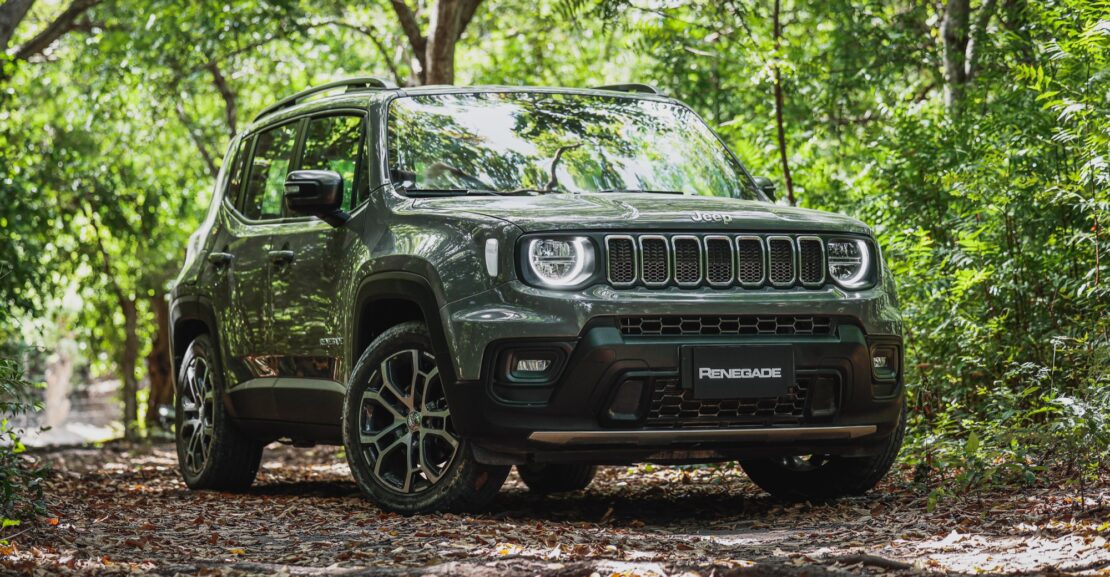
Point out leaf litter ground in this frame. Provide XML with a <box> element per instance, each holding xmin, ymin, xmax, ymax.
<box><xmin>2</xmin><ymin>443</ymin><xmax>1107</xmax><ymax>576</ymax></box>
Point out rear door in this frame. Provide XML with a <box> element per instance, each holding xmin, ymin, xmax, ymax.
<box><xmin>216</xmin><ymin>121</ymin><xmax>300</xmax><ymax>419</ymax></box>
<box><xmin>269</xmin><ymin>112</ymin><xmax>367</xmax><ymax>425</ymax></box>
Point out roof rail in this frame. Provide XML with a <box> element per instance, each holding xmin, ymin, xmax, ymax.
<box><xmin>591</xmin><ymin>83</ymin><xmax>661</xmax><ymax>95</ymax></box>
<box><xmin>253</xmin><ymin>76</ymin><xmax>398</xmax><ymax>121</ymax></box>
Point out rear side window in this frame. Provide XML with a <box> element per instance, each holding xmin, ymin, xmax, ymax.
<box><xmin>241</xmin><ymin>123</ymin><xmax>298</xmax><ymax>220</ymax></box>
<box><xmin>299</xmin><ymin>115</ymin><xmax>364</xmax><ymax>210</ymax></box>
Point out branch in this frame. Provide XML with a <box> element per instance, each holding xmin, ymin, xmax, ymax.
<box><xmin>457</xmin><ymin>0</ymin><xmax>483</xmax><ymax>39</ymax></box>
<box><xmin>174</xmin><ymin>101</ymin><xmax>219</xmax><ymax>178</ymax></box>
<box><xmin>80</xmin><ymin>201</ymin><xmax>126</xmax><ymax>305</ymax></box>
<box><xmin>11</xmin><ymin>0</ymin><xmax>100</xmax><ymax>61</ymax></box>
<box><xmin>207</xmin><ymin>61</ymin><xmax>237</xmax><ymax>138</ymax></box>
<box><xmin>314</xmin><ymin>19</ymin><xmax>404</xmax><ymax>86</ymax></box>
<box><xmin>389</xmin><ymin>0</ymin><xmax>426</xmax><ymax>73</ymax></box>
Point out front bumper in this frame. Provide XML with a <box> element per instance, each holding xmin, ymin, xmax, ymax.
<box><xmin>440</xmin><ymin>282</ymin><xmax>904</xmax><ymax>463</ymax></box>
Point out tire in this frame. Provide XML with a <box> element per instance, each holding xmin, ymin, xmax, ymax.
<box><xmin>343</xmin><ymin>321</ymin><xmax>510</xmax><ymax>513</ymax></box>
<box><xmin>176</xmin><ymin>334</ymin><xmax>264</xmax><ymax>491</ymax></box>
<box><xmin>517</xmin><ymin>463</ymin><xmax>597</xmax><ymax>494</ymax></box>
<box><xmin>740</xmin><ymin>406</ymin><xmax>906</xmax><ymax>501</ymax></box>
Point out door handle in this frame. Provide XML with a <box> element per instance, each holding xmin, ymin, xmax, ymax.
<box><xmin>207</xmin><ymin>252</ymin><xmax>233</xmax><ymax>267</ymax></box>
<box><xmin>268</xmin><ymin>250</ymin><xmax>295</xmax><ymax>265</ymax></box>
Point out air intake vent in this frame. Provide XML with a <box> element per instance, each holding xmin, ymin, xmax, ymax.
<box><xmin>767</xmin><ymin>237</ymin><xmax>796</xmax><ymax>286</ymax></box>
<box><xmin>619</xmin><ymin>315</ymin><xmax>835</xmax><ymax>337</ymax></box>
<box><xmin>705</xmin><ymin>236</ymin><xmax>734</xmax><ymax>286</ymax></box>
<box><xmin>640</xmin><ymin>236</ymin><xmax>669</xmax><ymax>285</ymax></box>
<box><xmin>736</xmin><ymin>237</ymin><xmax>764</xmax><ymax>286</ymax></box>
<box><xmin>672</xmin><ymin>236</ymin><xmax>701</xmax><ymax>285</ymax></box>
<box><xmin>798</xmin><ymin>237</ymin><xmax>825</xmax><ymax>286</ymax></box>
<box><xmin>605</xmin><ymin>236</ymin><xmax>636</xmax><ymax>285</ymax></box>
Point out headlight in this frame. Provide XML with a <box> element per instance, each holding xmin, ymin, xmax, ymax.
<box><xmin>522</xmin><ymin>236</ymin><xmax>596</xmax><ymax>288</ymax></box>
<box><xmin>826</xmin><ymin>238</ymin><xmax>872</xmax><ymax>289</ymax></box>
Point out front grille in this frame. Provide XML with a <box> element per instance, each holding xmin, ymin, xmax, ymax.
<box><xmin>645</xmin><ymin>372</ymin><xmax>840</xmax><ymax>428</ymax></box>
<box><xmin>619</xmin><ymin>315</ymin><xmax>835</xmax><ymax>337</ymax></box>
<box><xmin>605</xmin><ymin>237</ymin><xmax>636</xmax><ymax>285</ymax></box>
<box><xmin>640</xmin><ymin>237</ymin><xmax>669</xmax><ymax>285</ymax></box>
<box><xmin>705</xmin><ymin>237</ymin><xmax>733</xmax><ymax>285</ymax></box>
<box><xmin>605</xmin><ymin>233</ymin><xmax>829</xmax><ymax>289</ymax></box>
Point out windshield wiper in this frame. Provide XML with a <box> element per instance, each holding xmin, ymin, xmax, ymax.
<box><xmin>599</xmin><ymin>188</ymin><xmax>685</xmax><ymax>195</ymax></box>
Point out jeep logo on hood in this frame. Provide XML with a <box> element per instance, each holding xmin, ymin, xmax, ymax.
<box><xmin>691</xmin><ymin>211</ymin><xmax>733</xmax><ymax>224</ymax></box>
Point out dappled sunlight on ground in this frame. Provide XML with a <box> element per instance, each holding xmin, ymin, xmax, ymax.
<box><xmin>3</xmin><ymin>443</ymin><xmax>1107</xmax><ymax>576</ymax></box>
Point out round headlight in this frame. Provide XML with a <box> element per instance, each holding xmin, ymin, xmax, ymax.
<box><xmin>524</xmin><ymin>237</ymin><xmax>595</xmax><ymax>288</ymax></box>
<box><xmin>826</xmin><ymin>239</ymin><xmax>872</xmax><ymax>289</ymax></box>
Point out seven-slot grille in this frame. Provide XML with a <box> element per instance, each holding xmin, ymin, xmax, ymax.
<box><xmin>605</xmin><ymin>234</ymin><xmax>830</xmax><ymax>289</ymax></box>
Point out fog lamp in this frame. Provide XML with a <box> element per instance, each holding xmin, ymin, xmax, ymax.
<box><xmin>871</xmin><ymin>345</ymin><xmax>900</xmax><ymax>382</ymax></box>
<box><xmin>514</xmin><ymin>359</ymin><xmax>551</xmax><ymax>374</ymax></box>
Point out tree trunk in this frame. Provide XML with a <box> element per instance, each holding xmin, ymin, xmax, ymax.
<box><xmin>425</xmin><ymin>0</ymin><xmax>462</xmax><ymax>85</ymax></box>
<box><xmin>941</xmin><ymin>0</ymin><xmax>970</xmax><ymax>112</ymax></box>
<box><xmin>390</xmin><ymin>0</ymin><xmax>482</xmax><ymax>86</ymax></box>
<box><xmin>120</xmin><ymin>297</ymin><xmax>140</xmax><ymax>440</ymax></box>
<box><xmin>44</xmin><ymin>326</ymin><xmax>76</xmax><ymax>430</ymax></box>
<box><xmin>145</xmin><ymin>295</ymin><xmax>173</xmax><ymax>431</ymax></box>
<box><xmin>0</xmin><ymin>0</ymin><xmax>35</xmax><ymax>52</ymax></box>
<box><xmin>771</xmin><ymin>0</ymin><xmax>795</xmax><ymax>206</ymax></box>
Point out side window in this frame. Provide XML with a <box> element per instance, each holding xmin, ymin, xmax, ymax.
<box><xmin>225</xmin><ymin>137</ymin><xmax>250</xmax><ymax>202</ymax></box>
<box><xmin>241</xmin><ymin>123</ymin><xmax>298</xmax><ymax>220</ymax></box>
<box><xmin>299</xmin><ymin>115</ymin><xmax>364</xmax><ymax>210</ymax></box>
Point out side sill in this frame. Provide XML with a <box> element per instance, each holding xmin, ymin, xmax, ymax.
<box><xmin>527</xmin><ymin>425</ymin><xmax>877</xmax><ymax>446</ymax></box>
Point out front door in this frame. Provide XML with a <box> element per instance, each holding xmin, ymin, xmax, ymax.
<box><xmin>218</xmin><ymin>121</ymin><xmax>300</xmax><ymax>419</ymax></box>
<box><xmin>269</xmin><ymin>112</ymin><xmax>367</xmax><ymax>425</ymax></box>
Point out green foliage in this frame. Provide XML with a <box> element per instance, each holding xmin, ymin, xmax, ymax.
<box><xmin>0</xmin><ymin>0</ymin><xmax>1105</xmax><ymax>496</ymax></box>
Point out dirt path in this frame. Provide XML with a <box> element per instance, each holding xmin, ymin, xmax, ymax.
<box><xmin>4</xmin><ymin>443</ymin><xmax>1107</xmax><ymax>576</ymax></box>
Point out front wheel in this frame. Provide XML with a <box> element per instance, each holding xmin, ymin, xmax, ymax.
<box><xmin>740</xmin><ymin>407</ymin><xmax>906</xmax><ymax>501</ymax></box>
<box><xmin>342</xmin><ymin>322</ymin><xmax>510</xmax><ymax>513</ymax></box>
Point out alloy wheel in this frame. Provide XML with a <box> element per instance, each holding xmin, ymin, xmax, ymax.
<box><xmin>358</xmin><ymin>349</ymin><xmax>459</xmax><ymax>494</ymax></box>
<box><xmin>179</xmin><ymin>355</ymin><xmax>215</xmax><ymax>476</ymax></box>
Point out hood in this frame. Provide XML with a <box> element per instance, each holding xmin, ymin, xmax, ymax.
<box><xmin>411</xmin><ymin>193</ymin><xmax>871</xmax><ymax>235</ymax></box>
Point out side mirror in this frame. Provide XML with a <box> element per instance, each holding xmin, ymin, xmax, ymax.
<box><xmin>284</xmin><ymin>170</ymin><xmax>348</xmax><ymax>227</ymax></box>
<box><xmin>752</xmin><ymin>176</ymin><xmax>776</xmax><ymax>201</ymax></box>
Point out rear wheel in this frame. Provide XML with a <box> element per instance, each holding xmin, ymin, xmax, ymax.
<box><xmin>517</xmin><ymin>463</ymin><xmax>597</xmax><ymax>494</ymax></box>
<box><xmin>343</xmin><ymin>322</ymin><xmax>510</xmax><ymax>513</ymax></box>
<box><xmin>175</xmin><ymin>334</ymin><xmax>264</xmax><ymax>491</ymax></box>
<box><xmin>740</xmin><ymin>407</ymin><xmax>905</xmax><ymax>501</ymax></box>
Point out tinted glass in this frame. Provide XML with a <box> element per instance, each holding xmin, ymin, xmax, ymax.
<box><xmin>300</xmin><ymin>115</ymin><xmax>363</xmax><ymax>209</ymax></box>
<box><xmin>387</xmin><ymin>92</ymin><xmax>761</xmax><ymax>200</ymax></box>
<box><xmin>226</xmin><ymin>137</ymin><xmax>249</xmax><ymax>202</ymax></box>
<box><xmin>242</xmin><ymin>123</ymin><xmax>297</xmax><ymax>220</ymax></box>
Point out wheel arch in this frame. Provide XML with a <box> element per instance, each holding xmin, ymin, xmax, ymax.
<box><xmin>169</xmin><ymin>295</ymin><xmax>220</xmax><ymax>381</ymax></box>
<box><xmin>352</xmin><ymin>272</ymin><xmax>458</xmax><ymax>385</ymax></box>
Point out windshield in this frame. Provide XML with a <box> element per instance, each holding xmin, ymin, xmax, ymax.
<box><xmin>386</xmin><ymin>92</ymin><xmax>763</xmax><ymax>200</ymax></box>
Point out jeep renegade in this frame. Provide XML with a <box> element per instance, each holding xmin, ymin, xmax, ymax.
<box><xmin>170</xmin><ymin>78</ymin><xmax>905</xmax><ymax>513</ymax></box>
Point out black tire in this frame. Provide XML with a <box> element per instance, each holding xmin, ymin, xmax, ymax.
<box><xmin>175</xmin><ymin>334</ymin><xmax>264</xmax><ymax>491</ymax></box>
<box><xmin>740</xmin><ymin>406</ymin><xmax>906</xmax><ymax>501</ymax></box>
<box><xmin>343</xmin><ymin>321</ymin><xmax>510</xmax><ymax>513</ymax></box>
<box><xmin>516</xmin><ymin>463</ymin><xmax>597</xmax><ymax>494</ymax></box>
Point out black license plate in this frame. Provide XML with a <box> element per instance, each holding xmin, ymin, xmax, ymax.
<box><xmin>682</xmin><ymin>345</ymin><xmax>795</xmax><ymax>400</ymax></box>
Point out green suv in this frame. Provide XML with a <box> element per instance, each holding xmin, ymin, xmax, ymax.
<box><xmin>170</xmin><ymin>78</ymin><xmax>905</xmax><ymax>512</ymax></box>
